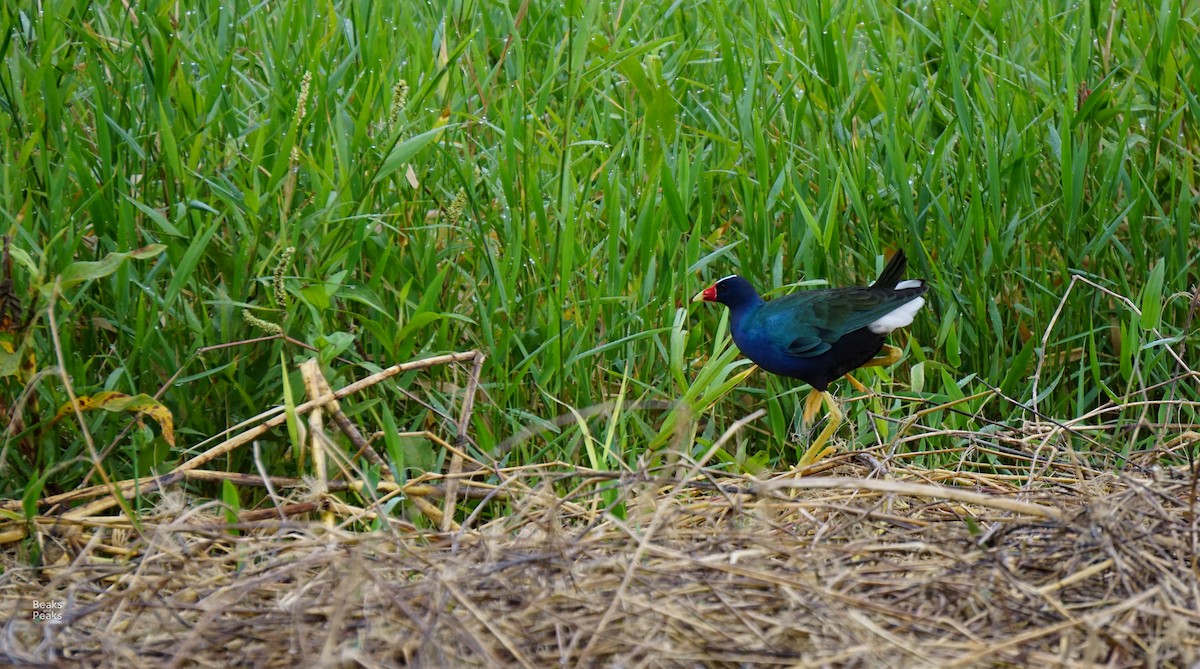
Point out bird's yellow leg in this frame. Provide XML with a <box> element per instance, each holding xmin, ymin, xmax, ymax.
<box><xmin>858</xmin><ymin>344</ymin><xmax>903</xmax><ymax>369</ymax></box>
<box><xmin>795</xmin><ymin>346</ymin><xmax>904</xmax><ymax>470</ymax></box>
<box><xmin>842</xmin><ymin>345</ymin><xmax>905</xmax><ymax>392</ymax></box>
<box><xmin>796</xmin><ymin>391</ymin><xmax>843</xmax><ymax>468</ymax></box>
<box><xmin>802</xmin><ymin>387</ymin><xmax>825</xmax><ymax>423</ymax></box>
<box><xmin>843</xmin><ymin>374</ymin><xmax>870</xmax><ymax>393</ymax></box>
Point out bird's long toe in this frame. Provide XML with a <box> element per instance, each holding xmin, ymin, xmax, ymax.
<box><xmin>795</xmin><ymin>391</ymin><xmax>843</xmax><ymax>469</ymax></box>
<box><xmin>802</xmin><ymin>389</ymin><xmax>825</xmax><ymax>423</ymax></box>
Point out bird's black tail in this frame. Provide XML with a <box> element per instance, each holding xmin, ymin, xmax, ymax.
<box><xmin>872</xmin><ymin>250</ymin><xmax>908</xmax><ymax>289</ymax></box>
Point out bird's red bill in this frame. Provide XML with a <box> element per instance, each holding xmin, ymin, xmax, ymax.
<box><xmin>692</xmin><ymin>285</ymin><xmax>718</xmax><ymax>302</ymax></box>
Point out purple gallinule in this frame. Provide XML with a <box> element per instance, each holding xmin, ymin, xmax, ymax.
<box><xmin>694</xmin><ymin>250</ymin><xmax>927</xmax><ymax>465</ymax></box>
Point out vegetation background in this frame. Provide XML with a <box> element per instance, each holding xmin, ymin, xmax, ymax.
<box><xmin>1</xmin><ymin>0</ymin><xmax>1197</xmax><ymax>515</ymax></box>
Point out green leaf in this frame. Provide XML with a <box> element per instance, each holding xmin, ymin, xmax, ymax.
<box><xmin>126</xmin><ymin>196</ymin><xmax>184</xmax><ymax>237</ymax></box>
<box><xmin>299</xmin><ymin>271</ymin><xmax>347</xmax><ymax>313</ymax></box>
<box><xmin>688</xmin><ymin>241</ymin><xmax>743</xmax><ymax>274</ymax></box>
<box><xmin>794</xmin><ymin>195</ymin><xmax>824</xmax><ymax>250</ymax></box>
<box><xmin>1119</xmin><ymin>313</ymin><xmax>1137</xmax><ymax>383</ymax></box>
<box><xmin>339</xmin><ymin>283</ymin><xmax>388</xmax><ymax>314</ymax></box>
<box><xmin>374</xmin><ymin>124</ymin><xmax>460</xmax><ymax>184</ymax></box>
<box><xmin>48</xmin><ymin>244</ymin><xmax>166</xmax><ymax>295</ymax></box>
<box><xmin>382</xmin><ymin>405</ymin><xmax>405</xmax><ymax>482</ymax></box>
<box><xmin>668</xmin><ymin>307</ymin><xmax>688</xmax><ymax>393</ymax></box>
<box><xmin>0</xmin><ymin>348</ymin><xmax>20</xmax><ymax>378</ymax></box>
<box><xmin>1087</xmin><ymin>332</ymin><xmax>1116</xmax><ymax>403</ymax></box>
<box><xmin>317</xmin><ymin>331</ymin><xmax>356</xmax><ymax>364</ymax></box>
<box><xmin>649</xmin><ymin>337</ymin><xmax>755</xmax><ymax>451</ymax></box>
<box><xmin>281</xmin><ymin>352</ymin><xmax>302</xmax><ymax>462</ymax></box>
<box><xmin>742</xmin><ymin>450</ymin><xmax>770</xmax><ymax>475</ymax></box>
<box><xmin>945</xmin><ymin>320</ymin><xmax>961</xmax><ymax>367</ymax></box>
<box><xmin>187</xmin><ymin>199</ymin><xmax>220</xmax><ymax>214</ymax></box>
<box><xmin>1139</xmin><ymin>258</ymin><xmax>1165</xmax><ymax>331</ymax></box>
<box><xmin>300</xmin><ymin>285</ymin><xmax>331</xmax><ymax>311</ymax></box>
<box><xmin>165</xmin><ymin>218</ymin><xmax>220</xmax><ymax>307</ymax></box>
<box><xmin>221</xmin><ymin>479</ymin><xmax>241</xmax><ymax>534</ymax></box>
<box><xmin>395</xmin><ymin>311</ymin><xmax>447</xmax><ymax>341</ymax></box>
<box><xmin>22</xmin><ymin>470</ymin><xmax>51</xmax><ymax>520</ymax></box>
<box><xmin>1000</xmin><ymin>336</ymin><xmax>1035</xmax><ymax>399</ymax></box>
<box><xmin>6</xmin><ymin>244</ymin><xmax>36</xmax><ymax>276</ymax></box>
<box><xmin>963</xmin><ymin>515</ymin><xmax>981</xmax><ymax>536</ymax></box>
<box><xmin>910</xmin><ymin>361</ymin><xmax>925</xmax><ymax>394</ymax></box>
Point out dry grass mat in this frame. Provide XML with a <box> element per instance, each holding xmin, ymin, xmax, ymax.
<box><xmin>2</xmin><ymin>457</ymin><xmax>1198</xmax><ymax>668</ymax></box>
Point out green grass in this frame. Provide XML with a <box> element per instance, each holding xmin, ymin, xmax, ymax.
<box><xmin>1</xmin><ymin>0</ymin><xmax>1197</xmax><ymax>511</ymax></box>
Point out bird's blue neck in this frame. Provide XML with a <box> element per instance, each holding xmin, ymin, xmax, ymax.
<box><xmin>726</xmin><ymin>297</ymin><xmax>763</xmax><ymax>338</ymax></box>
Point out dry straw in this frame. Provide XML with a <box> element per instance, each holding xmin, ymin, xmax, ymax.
<box><xmin>1</xmin><ymin>346</ymin><xmax>1197</xmax><ymax>667</ymax></box>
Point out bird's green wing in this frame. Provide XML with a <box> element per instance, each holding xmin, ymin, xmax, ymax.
<box><xmin>759</xmin><ymin>289</ymin><xmax>913</xmax><ymax>359</ymax></box>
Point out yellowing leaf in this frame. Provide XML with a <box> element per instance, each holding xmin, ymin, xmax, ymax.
<box><xmin>433</xmin><ymin>106</ymin><xmax>451</xmax><ymax>142</ymax></box>
<box><xmin>54</xmin><ymin>391</ymin><xmax>175</xmax><ymax>446</ymax></box>
<box><xmin>436</xmin><ymin>29</ymin><xmax>449</xmax><ymax>99</ymax></box>
<box><xmin>0</xmin><ymin>332</ymin><xmax>36</xmax><ymax>380</ymax></box>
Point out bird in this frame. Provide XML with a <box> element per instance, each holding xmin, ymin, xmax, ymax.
<box><xmin>693</xmin><ymin>250</ymin><xmax>928</xmax><ymax>466</ymax></box>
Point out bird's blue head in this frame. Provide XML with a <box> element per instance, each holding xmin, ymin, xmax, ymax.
<box><xmin>692</xmin><ymin>275</ymin><xmax>763</xmax><ymax>309</ymax></box>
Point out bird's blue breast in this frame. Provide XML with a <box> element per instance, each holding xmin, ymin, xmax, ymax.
<box><xmin>731</xmin><ymin>308</ymin><xmax>825</xmax><ymax>383</ymax></box>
